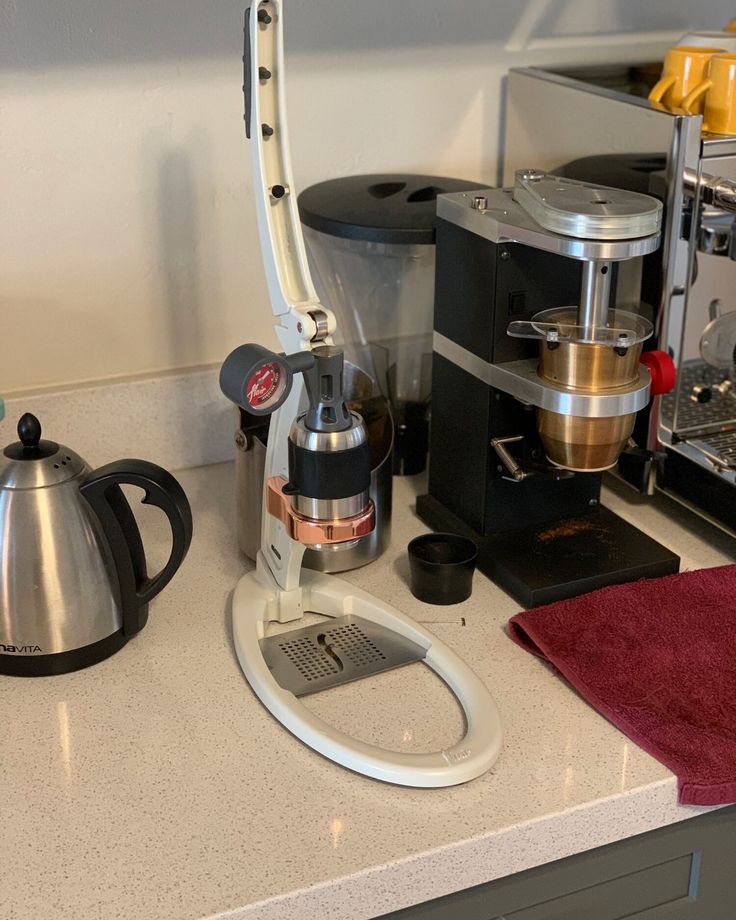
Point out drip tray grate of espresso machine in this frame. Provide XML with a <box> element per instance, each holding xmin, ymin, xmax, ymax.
<box><xmin>662</xmin><ymin>360</ymin><xmax>736</xmax><ymax>436</ymax></box>
<box><xmin>260</xmin><ymin>614</ymin><xmax>426</xmax><ymax>697</ymax></box>
<box><xmin>662</xmin><ymin>360</ymin><xmax>736</xmax><ymax>470</ymax></box>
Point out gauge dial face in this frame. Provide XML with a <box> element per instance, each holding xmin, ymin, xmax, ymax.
<box><xmin>246</xmin><ymin>361</ymin><xmax>287</xmax><ymax>412</ymax></box>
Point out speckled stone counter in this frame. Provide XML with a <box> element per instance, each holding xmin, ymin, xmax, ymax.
<box><xmin>1</xmin><ymin>464</ymin><xmax>733</xmax><ymax>920</ymax></box>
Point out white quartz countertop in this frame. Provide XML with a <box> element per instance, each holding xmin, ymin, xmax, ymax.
<box><xmin>2</xmin><ymin>464</ymin><xmax>734</xmax><ymax>920</ymax></box>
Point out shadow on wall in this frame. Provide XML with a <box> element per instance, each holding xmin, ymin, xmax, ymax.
<box><xmin>2</xmin><ymin>0</ymin><xmax>732</xmax><ymax>69</ymax></box>
<box><xmin>157</xmin><ymin>144</ymin><xmax>205</xmax><ymax>366</ymax></box>
<box><xmin>140</xmin><ymin>127</ymin><xmax>231</xmax><ymax>442</ymax></box>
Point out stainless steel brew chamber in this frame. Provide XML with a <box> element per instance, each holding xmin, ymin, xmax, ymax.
<box><xmin>234</xmin><ymin>363</ymin><xmax>393</xmax><ymax>572</ymax></box>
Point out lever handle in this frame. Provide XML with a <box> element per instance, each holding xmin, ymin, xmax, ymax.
<box><xmin>243</xmin><ymin>7</ymin><xmax>253</xmax><ymax>138</ymax></box>
<box><xmin>244</xmin><ymin>0</ymin><xmax>322</xmax><ymax>323</ymax></box>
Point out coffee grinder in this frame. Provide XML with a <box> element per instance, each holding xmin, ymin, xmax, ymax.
<box><xmin>298</xmin><ymin>173</ymin><xmax>481</xmax><ymax>475</ymax></box>
<box><xmin>417</xmin><ymin>170</ymin><xmax>680</xmax><ymax>607</ymax></box>
<box><xmin>505</xmin><ymin>64</ymin><xmax>736</xmax><ymax>541</ymax></box>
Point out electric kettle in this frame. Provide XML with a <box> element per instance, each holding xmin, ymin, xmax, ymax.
<box><xmin>0</xmin><ymin>413</ymin><xmax>193</xmax><ymax>676</ymax></box>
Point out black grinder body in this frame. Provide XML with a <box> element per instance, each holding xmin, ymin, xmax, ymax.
<box><xmin>416</xmin><ymin>213</ymin><xmax>679</xmax><ymax>607</ymax></box>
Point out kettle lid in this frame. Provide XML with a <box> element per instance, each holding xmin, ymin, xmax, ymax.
<box><xmin>0</xmin><ymin>413</ymin><xmax>87</xmax><ymax>490</ymax></box>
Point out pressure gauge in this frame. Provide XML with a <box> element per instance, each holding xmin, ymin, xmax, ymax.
<box><xmin>220</xmin><ymin>344</ymin><xmax>315</xmax><ymax>416</ymax></box>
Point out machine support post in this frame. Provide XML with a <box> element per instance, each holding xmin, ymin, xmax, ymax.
<box><xmin>578</xmin><ymin>260</ymin><xmax>612</xmax><ymax>335</ymax></box>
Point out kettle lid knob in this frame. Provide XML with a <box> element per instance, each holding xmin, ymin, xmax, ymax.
<box><xmin>18</xmin><ymin>413</ymin><xmax>42</xmax><ymax>449</ymax></box>
<box><xmin>2</xmin><ymin>413</ymin><xmax>59</xmax><ymax>463</ymax></box>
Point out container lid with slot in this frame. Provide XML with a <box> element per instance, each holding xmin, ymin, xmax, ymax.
<box><xmin>297</xmin><ymin>174</ymin><xmax>483</xmax><ymax>244</ymax></box>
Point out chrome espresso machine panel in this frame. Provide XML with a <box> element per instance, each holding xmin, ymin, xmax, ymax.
<box><xmin>505</xmin><ymin>65</ymin><xmax>736</xmax><ymax>536</ymax></box>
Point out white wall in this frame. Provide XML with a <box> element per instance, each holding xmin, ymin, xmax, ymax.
<box><xmin>2</xmin><ymin>0</ymin><xmax>733</xmax><ymax>393</ymax></box>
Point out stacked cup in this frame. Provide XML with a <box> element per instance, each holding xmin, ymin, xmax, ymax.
<box><xmin>682</xmin><ymin>53</ymin><xmax>736</xmax><ymax>133</ymax></box>
<box><xmin>648</xmin><ymin>46</ymin><xmax>725</xmax><ymax>112</ymax></box>
<box><xmin>649</xmin><ymin>44</ymin><xmax>736</xmax><ymax>135</ymax></box>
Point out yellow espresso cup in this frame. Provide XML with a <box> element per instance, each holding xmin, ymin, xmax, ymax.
<box><xmin>649</xmin><ymin>45</ymin><xmax>725</xmax><ymax>110</ymax></box>
<box><xmin>683</xmin><ymin>53</ymin><xmax>736</xmax><ymax>134</ymax></box>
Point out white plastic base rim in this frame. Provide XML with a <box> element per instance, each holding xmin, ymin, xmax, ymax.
<box><xmin>231</xmin><ymin>566</ymin><xmax>503</xmax><ymax>787</ymax></box>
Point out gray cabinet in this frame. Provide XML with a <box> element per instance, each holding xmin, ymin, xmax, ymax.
<box><xmin>379</xmin><ymin>805</ymin><xmax>736</xmax><ymax>919</ymax></box>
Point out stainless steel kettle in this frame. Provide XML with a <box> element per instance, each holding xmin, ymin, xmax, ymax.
<box><xmin>0</xmin><ymin>413</ymin><xmax>193</xmax><ymax>676</ymax></box>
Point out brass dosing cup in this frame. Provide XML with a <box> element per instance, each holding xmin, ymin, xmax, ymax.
<box><xmin>535</xmin><ymin>310</ymin><xmax>645</xmax><ymax>472</ymax></box>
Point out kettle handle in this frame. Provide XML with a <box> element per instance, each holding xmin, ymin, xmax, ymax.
<box><xmin>80</xmin><ymin>460</ymin><xmax>193</xmax><ymax>637</ymax></box>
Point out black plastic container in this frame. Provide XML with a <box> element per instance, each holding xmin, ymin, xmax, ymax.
<box><xmin>407</xmin><ymin>533</ymin><xmax>478</xmax><ymax>605</ymax></box>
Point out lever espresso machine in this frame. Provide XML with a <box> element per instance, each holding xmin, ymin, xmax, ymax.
<box><xmin>216</xmin><ymin>0</ymin><xmax>503</xmax><ymax>788</ymax></box>
<box><xmin>418</xmin><ymin>169</ymin><xmax>680</xmax><ymax>607</ymax></box>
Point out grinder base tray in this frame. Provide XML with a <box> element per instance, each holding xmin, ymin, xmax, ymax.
<box><xmin>417</xmin><ymin>494</ymin><xmax>680</xmax><ymax>608</ymax></box>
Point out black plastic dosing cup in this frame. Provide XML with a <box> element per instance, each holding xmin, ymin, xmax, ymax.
<box><xmin>407</xmin><ymin>533</ymin><xmax>479</xmax><ymax>605</ymax></box>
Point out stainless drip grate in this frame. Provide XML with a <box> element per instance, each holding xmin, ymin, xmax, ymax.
<box><xmin>260</xmin><ymin>614</ymin><xmax>426</xmax><ymax>697</ymax></box>
<box><xmin>662</xmin><ymin>360</ymin><xmax>736</xmax><ymax>436</ymax></box>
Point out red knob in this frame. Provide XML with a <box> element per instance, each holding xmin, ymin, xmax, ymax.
<box><xmin>640</xmin><ymin>350</ymin><xmax>676</xmax><ymax>396</ymax></box>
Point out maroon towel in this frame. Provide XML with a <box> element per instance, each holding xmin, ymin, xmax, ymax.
<box><xmin>508</xmin><ymin>564</ymin><xmax>736</xmax><ymax>805</ymax></box>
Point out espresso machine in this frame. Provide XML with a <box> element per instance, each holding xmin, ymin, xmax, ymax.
<box><xmin>217</xmin><ymin>0</ymin><xmax>502</xmax><ymax>787</ymax></box>
<box><xmin>417</xmin><ymin>169</ymin><xmax>680</xmax><ymax>607</ymax></box>
<box><xmin>501</xmin><ymin>66</ymin><xmax>736</xmax><ymax>544</ymax></box>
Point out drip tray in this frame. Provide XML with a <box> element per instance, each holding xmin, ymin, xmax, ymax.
<box><xmin>260</xmin><ymin>614</ymin><xmax>427</xmax><ymax>697</ymax></box>
<box><xmin>662</xmin><ymin>360</ymin><xmax>736</xmax><ymax>436</ymax></box>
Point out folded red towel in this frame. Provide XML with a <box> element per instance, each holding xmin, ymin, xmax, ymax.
<box><xmin>508</xmin><ymin>564</ymin><xmax>736</xmax><ymax>806</ymax></box>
